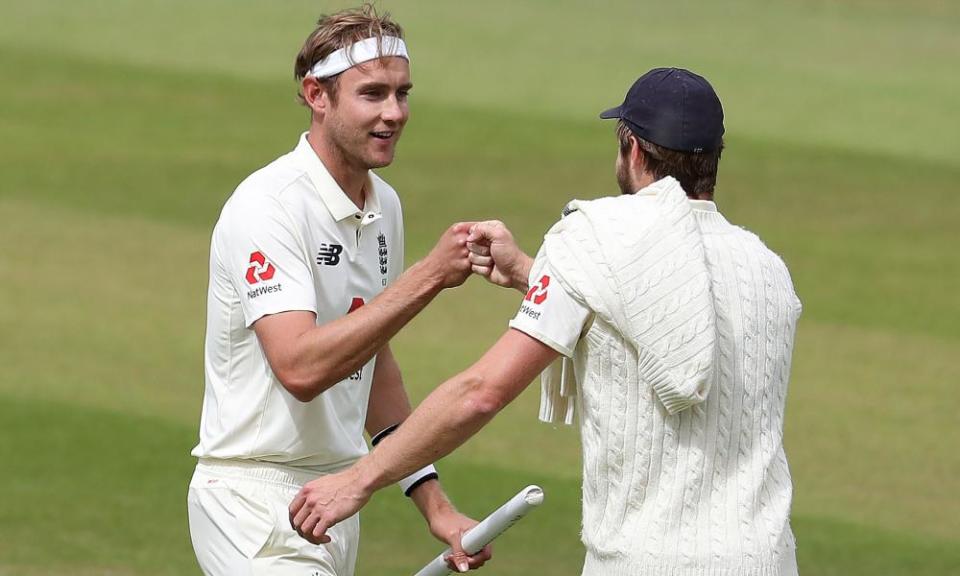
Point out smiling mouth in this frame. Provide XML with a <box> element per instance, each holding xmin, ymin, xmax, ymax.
<box><xmin>370</xmin><ymin>131</ymin><xmax>395</xmax><ymax>140</ymax></box>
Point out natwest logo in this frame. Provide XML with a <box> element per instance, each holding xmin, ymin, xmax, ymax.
<box><xmin>245</xmin><ymin>251</ymin><xmax>276</xmax><ymax>285</ymax></box>
<box><xmin>525</xmin><ymin>274</ymin><xmax>550</xmax><ymax>305</ymax></box>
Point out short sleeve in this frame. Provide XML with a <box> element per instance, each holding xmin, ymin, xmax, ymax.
<box><xmin>508</xmin><ymin>254</ymin><xmax>591</xmax><ymax>358</ymax></box>
<box><xmin>218</xmin><ymin>196</ymin><xmax>317</xmax><ymax>327</ymax></box>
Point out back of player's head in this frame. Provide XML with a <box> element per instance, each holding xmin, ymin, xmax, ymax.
<box><xmin>605</xmin><ymin>68</ymin><xmax>725</xmax><ymax>199</ymax></box>
<box><xmin>616</xmin><ymin>121</ymin><xmax>724</xmax><ymax>200</ymax></box>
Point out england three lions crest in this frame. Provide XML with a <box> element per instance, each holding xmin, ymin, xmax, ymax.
<box><xmin>377</xmin><ymin>232</ymin><xmax>388</xmax><ymax>284</ymax></box>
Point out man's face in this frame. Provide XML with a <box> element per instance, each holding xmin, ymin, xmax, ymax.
<box><xmin>322</xmin><ymin>56</ymin><xmax>411</xmax><ymax>170</ymax></box>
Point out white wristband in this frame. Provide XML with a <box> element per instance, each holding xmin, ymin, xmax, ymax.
<box><xmin>398</xmin><ymin>464</ymin><xmax>439</xmax><ymax>497</ymax></box>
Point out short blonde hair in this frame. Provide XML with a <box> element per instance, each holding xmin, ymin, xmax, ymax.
<box><xmin>294</xmin><ymin>3</ymin><xmax>405</xmax><ymax>105</ymax></box>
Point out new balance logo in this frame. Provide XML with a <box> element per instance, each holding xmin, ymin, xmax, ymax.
<box><xmin>316</xmin><ymin>243</ymin><xmax>343</xmax><ymax>266</ymax></box>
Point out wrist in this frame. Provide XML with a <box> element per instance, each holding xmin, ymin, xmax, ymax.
<box><xmin>408</xmin><ymin>259</ymin><xmax>446</xmax><ymax>294</ymax></box>
<box><xmin>352</xmin><ymin>456</ymin><xmax>385</xmax><ymax>498</ymax></box>
<box><xmin>512</xmin><ymin>254</ymin><xmax>534</xmax><ymax>292</ymax></box>
<box><xmin>413</xmin><ymin>480</ymin><xmax>455</xmax><ymax>521</ymax></box>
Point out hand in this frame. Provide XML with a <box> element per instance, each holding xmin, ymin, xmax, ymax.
<box><xmin>288</xmin><ymin>468</ymin><xmax>371</xmax><ymax>545</ymax></box>
<box><xmin>424</xmin><ymin>222</ymin><xmax>474</xmax><ymax>289</ymax></box>
<box><xmin>467</xmin><ymin>221</ymin><xmax>532</xmax><ymax>292</ymax></box>
<box><xmin>427</xmin><ymin>505</ymin><xmax>493</xmax><ymax>573</ymax></box>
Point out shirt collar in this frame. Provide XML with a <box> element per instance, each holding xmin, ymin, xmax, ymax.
<box><xmin>293</xmin><ymin>133</ymin><xmax>383</xmax><ymax>224</ymax></box>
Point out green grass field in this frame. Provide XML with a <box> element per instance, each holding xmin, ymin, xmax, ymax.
<box><xmin>1</xmin><ymin>1</ymin><xmax>958</xmax><ymax>574</ymax></box>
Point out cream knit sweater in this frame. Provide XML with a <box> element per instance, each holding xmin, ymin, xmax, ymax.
<box><xmin>539</xmin><ymin>177</ymin><xmax>802</xmax><ymax>576</ymax></box>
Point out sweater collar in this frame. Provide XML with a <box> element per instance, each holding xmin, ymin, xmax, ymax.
<box><xmin>633</xmin><ymin>177</ymin><xmax>719</xmax><ymax>213</ymax></box>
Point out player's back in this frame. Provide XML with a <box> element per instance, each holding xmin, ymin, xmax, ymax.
<box><xmin>694</xmin><ymin>201</ymin><xmax>802</xmax><ymax>558</ymax></box>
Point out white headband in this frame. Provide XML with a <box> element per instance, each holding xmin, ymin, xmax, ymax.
<box><xmin>309</xmin><ymin>36</ymin><xmax>409</xmax><ymax>79</ymax></box>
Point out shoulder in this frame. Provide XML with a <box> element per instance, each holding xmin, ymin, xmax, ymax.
<box><xmin>222</xmin><ymin>153</ymin><xmax>310</xmax><ymax>221</ymax></box>
<box><xmin>735</xmin><ymin>226</ymin><xmax>789</xmax><ymax>269</ymax></box>
<box><xmin>734</xmin><ymin>226</ymin><xmax>803</xmax><ymax>310</ymax></box>
<box><xmin>237</xmin><ymin>151</ymin><xmax>310</xmax><ymax>204</ymax></box>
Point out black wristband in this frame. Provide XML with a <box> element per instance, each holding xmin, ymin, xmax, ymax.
<box><xmin>371</xmin><ymin>423</ymin><xmax>400</xmax><ymax>446</ymax></box>
<box><xmin>403</xmin><ymin>471</ymin><xmax>440</xmax><ymax>497</ymax></box>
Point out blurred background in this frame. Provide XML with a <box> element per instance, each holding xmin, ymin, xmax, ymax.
<box><xmin>1</xmin><ymin>1</ymin><xmax>957</xmax><ymax>574</ymax></box>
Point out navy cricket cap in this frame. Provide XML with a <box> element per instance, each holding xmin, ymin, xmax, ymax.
<box><xmin>600</xmin><ymin>67</ymin><xmax>724</xmax><ymax>153</ymax></box>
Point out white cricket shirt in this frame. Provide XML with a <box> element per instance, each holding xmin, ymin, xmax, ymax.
<box><xmin>191</xmin><ymin>133</ymin><xmax>404</xmax><ymax>471</ymax></box>
<box><xmin>508</xmin><ymin>255</ymin><xmax>592</xmax><ymax>357</ymax></box>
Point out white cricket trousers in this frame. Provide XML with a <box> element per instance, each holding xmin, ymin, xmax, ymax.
<box><xmin>188</xmin><ymin>458</ymin><xmax>360</xmax><ymax>576</ymax></box>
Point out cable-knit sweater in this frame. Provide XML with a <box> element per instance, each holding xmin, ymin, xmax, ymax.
<box><xmin>540</xmin><ymin>177</ymin><xmax>802</xmax><ymax>576</ymax></box>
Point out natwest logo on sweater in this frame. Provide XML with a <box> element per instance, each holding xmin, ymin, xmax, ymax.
<box><xmin>245</xmin><ymin>251</ymin><xmax>276</xmax><ymax>285</ymax></box>
<box><xmin>525</xmin><ymin>275</ymin><xmax>550</xmax><ymax>305</ymax></box>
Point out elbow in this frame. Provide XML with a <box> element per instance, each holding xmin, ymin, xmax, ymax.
<box><xmin>273</xmin><ymin>365</ymin><xmax>337</xmax><ymax>403</ymax></box>
<box><xmin>460</xmin><ymin>374</ymin><xmax>507</xmax><ymax>420</ymax></box>
<box><xmin>284</xmin><ymin>384</ymin><xmax>320</xmax><ymax>403</ymax></box>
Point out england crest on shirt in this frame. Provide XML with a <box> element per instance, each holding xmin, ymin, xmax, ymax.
<box><xmin>377</xmin><ymin>231</ymin><xmax>388</xmax><ymax>286</ymax></box>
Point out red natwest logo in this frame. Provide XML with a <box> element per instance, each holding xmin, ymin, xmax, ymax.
<box><xmin>525</xmin><ymin>274</ymin><xmax>550</xmax><ymax>305</ymax></box>
<box><xmin>245</xmin><ymin>251</ymin><xmax>276</xmax><ymax>285</ymax></box>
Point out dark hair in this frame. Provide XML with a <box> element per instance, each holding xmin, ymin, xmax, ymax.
<box><xmin>294</xmin><ymin>3</ymin><xmax>404</xmax><ymax>105</ymax></box>
<box><xmin>617</xmin><ymin>121</ymin><xmax>724</xmax><ymax>199</ymax></box>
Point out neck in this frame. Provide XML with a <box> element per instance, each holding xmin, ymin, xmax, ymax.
<box><xmin>306</xmin><ymin>126</ymin><xmax>367</xmax><ymax>209</ymax></box>
<box><xmin>632</xmin><ymin>169</ymin><xmax>657</xmax><ymax>192</ymax></box>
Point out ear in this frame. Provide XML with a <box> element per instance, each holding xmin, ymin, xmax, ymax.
<box><xmin>628</xmin><ymin>135</ymin><xmax>646</xmax><ymax>171</ymax></box>
<box><xmin>302</xmin><ymin>76</ymin><xmax>328</xmax><ymax>119</ymax></box>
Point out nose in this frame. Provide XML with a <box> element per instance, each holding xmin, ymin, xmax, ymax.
<box><xmin>381</xmin><ymin>96</ymin><xmax>406</xmax><ymax>124</ymax></box>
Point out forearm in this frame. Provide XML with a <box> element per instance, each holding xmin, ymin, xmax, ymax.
<box><xmin>354</xmin><ymin>330</ymin><xmax>557</xmax><ymax>493</ymax></box>
<box><xmin>365</xmin><ymin>346</ymin><xmax>412</xmax><ymax>436</ymax></box>
<box><xmin>409</xmin><ymin>478</ymin><xmax>455</xmax><ymax>521</ymax></box>
<box><xmin>365</xmin><ymin>349</ymin><xmax>458</xmax><ymax>525</ymax></box>
<box><xmin>285</xmin><ymin>260</ymin><xmax>446</xmax><ymax>398</ymax></box>
<box><xmin>359</xmin><ymin>368</ymin><xmax>499</xmax><ymax>492</ymax></box>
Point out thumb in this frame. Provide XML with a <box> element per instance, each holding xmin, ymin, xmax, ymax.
<box><xmin>445</xmin><ymin>530</ymin><xmax>470</xmax><ymax>573</ymax></box>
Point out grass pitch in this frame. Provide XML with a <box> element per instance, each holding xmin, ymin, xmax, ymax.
<box><xmin>1</xmin><ymin>1</ymin><xmax>958</xmax><ymax>574</ymax></box>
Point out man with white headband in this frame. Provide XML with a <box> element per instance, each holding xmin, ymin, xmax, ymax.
<box><xmin>187</xmin><ymin>5</ymin><xmax>491</xmax><ymax>575</ymax></box>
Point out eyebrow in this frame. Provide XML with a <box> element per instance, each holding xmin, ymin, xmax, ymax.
<box><xmin>356</xmin><ymin>81</ymin><xmax>414</xmax><ymax>92</ymax></box>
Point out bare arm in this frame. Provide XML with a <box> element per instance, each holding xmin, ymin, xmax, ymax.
<box><xmin>364</xmin><ymin>345</ymin><xmax>413</xmax><ymax>435</ymax></box>
<box><xmin>361</xmin><ymin>329</ymin><xmax>559</xmax><ymax>487</ymax></box>
<box><xmin>289</xmin><ymin>329</ymin><xmax>560</xmax><ymax>545</ymax></box>
<box><xmin>255</xmin><ymin>223</ymin><xmax>472</xmax><ymax>402</ymax></box>
<box><xmin>364</xmin><ymin>346</ymin><xmax>492</xmax><ymax>571</ymax></box>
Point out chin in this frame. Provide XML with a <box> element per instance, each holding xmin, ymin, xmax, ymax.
<box><xmin>366</xmin><ymin>152</ymin><xmax>395</xmax><ymax>169</ymax></box>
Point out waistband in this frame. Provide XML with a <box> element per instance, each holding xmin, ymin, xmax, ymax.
<box><xmin>195</xmin><ymin>458</ymin><xmax>348</xmax><ymax>488</ymax></box>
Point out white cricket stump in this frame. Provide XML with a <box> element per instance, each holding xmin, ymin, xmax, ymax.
<box><xmin>414</xmin><ymin>485</ymin><xmax>545</xmax><ymax>576</ymax></box>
